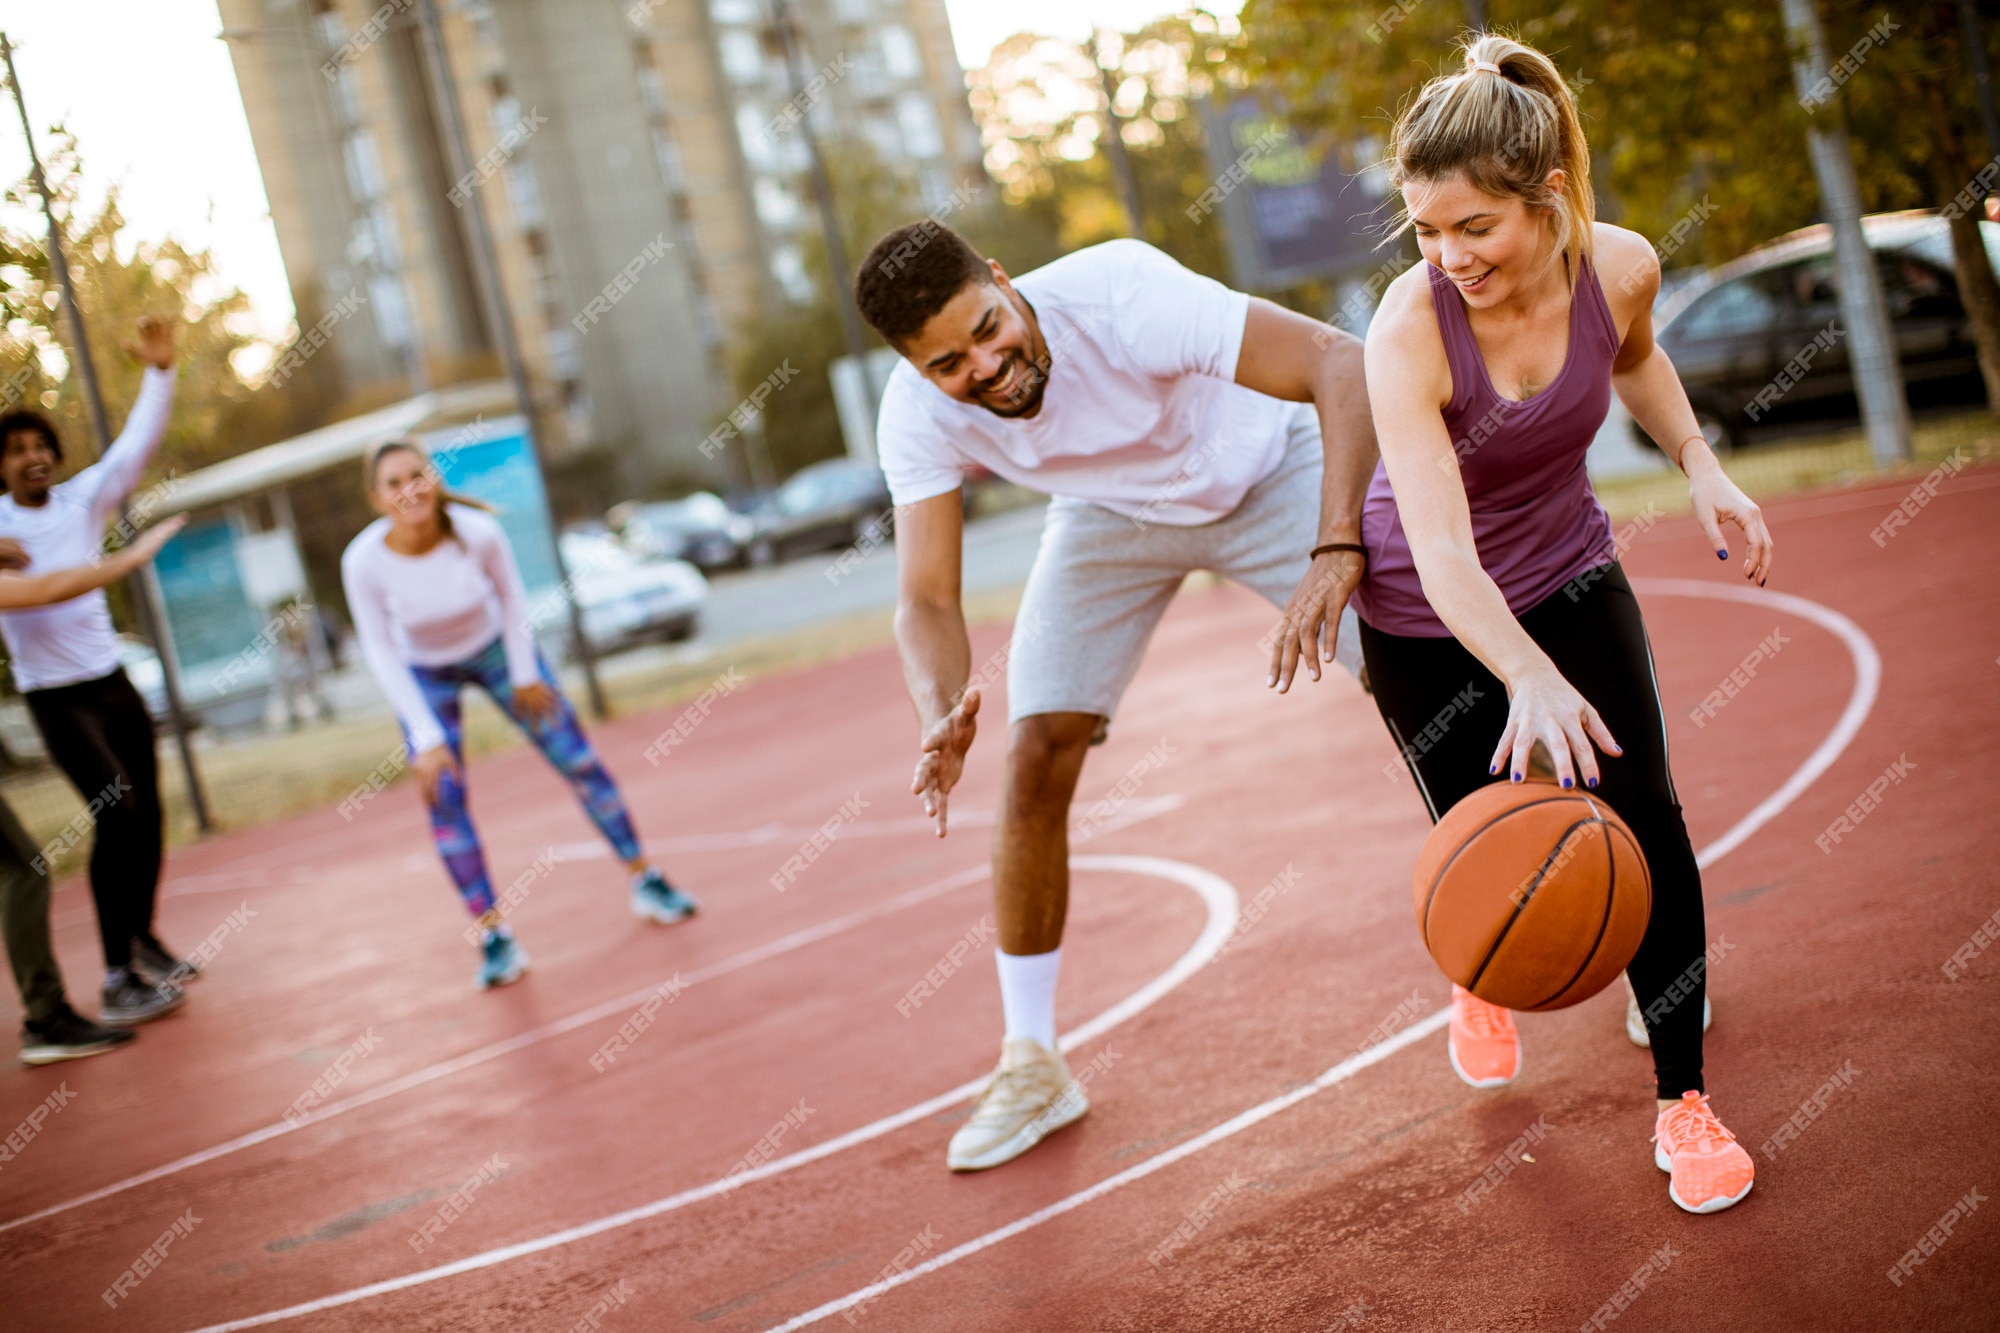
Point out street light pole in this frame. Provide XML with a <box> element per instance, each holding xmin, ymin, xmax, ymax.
<box><xmin>410</xmin><ymin>0</ymin><xmax>607</xmax><ymax>718</ymax></box>
<box><xmin>0</xmin><ymin>31</ymin><xmax>211</xmax><ymax>831</ymax></box>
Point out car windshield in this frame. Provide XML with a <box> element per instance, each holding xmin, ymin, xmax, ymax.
<box><xmin>1678</xmin><ymin>273</ymin><xmax>1782</xmax><ymax>339</ymax></box>
<box><xmin>562</xmin><ymin>533</ymin><xmax>639</xmax><ymax>575</ymax></box>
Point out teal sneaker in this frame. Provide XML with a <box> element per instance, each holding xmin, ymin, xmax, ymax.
<box><xmin>476</xmin><ymin>931</ymin><xmax>529</xmax><ymax>990</ymax></box>
<box><xmin>631</xmin><ymin>870</ymin><xmax>699</xmax><ymax>924</ymax></box>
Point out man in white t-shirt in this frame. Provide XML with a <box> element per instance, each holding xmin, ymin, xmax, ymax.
<box><xmin>855</xmin><ymin>226</ymin><xmax>1377</xmax><ymax>1171</ymax></box>
<box><xmin>0</xmin><ymin>315</ymin><xmax>189</xmax><ymax>1028</ymax></box>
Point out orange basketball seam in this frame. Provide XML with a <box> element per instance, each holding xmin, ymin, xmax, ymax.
<box><xmin>1528</xmin><ymin>816</ymin><xmax>1617</xmax><ymax>1010</ymax></box>
<box><xmin>1465</xmin><ymin>816</ymin><xmax>1600</xmax><ymax>995</ymax></box>
<box><xmin>1419</xmin><ymin>793</ymin><xmax>1581</xmax><ymax>950</ymax></box>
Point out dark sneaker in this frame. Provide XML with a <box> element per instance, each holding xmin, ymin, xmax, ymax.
<box><xmin>101</xmin><ymin>972</ymin><xmax>187</xmax><ymax>1027</ymax></box>
<box><xmin>476</xmin><ymin>932</ymin><xmax>529</xmax><ymax>990</ymax></box>
<box><xmin>21</xmin><ymin>1003</ymin><xmax>137</xmax><ymax>1065</ymax></box>
<box><xmin>131</xmin><ymin>934</ymin><xmax>200</xmax><ymax>987</ymax></box>
<box><xmin>631</xmin><ymin>870</ymin><xmax>699</xmax><ymax>924</ymax></box>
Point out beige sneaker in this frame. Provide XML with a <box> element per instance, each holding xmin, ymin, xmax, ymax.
<box><xmin>946</xmin><ymin>1037</ymin><xmax>1087</xmax><ymax>1172</ymax></box>
<box><xmin>1625</xmin><ymin>977</ymin><xmax>1713</xmax><ymax>1047</ymax></box>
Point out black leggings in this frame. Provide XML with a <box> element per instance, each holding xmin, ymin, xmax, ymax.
<box><xmin>1358</xmin><ymin>563</ymin><xmax>1707</xmax><ymax>1099</ymax></box>
<box><xmin>26</xmin><ymin>668</ymin><xmax>164</xmax><ymax>973</ymax></box>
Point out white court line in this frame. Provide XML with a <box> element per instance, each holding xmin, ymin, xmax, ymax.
<box><xmin>193</xmin><ymin>583</ymin><xmax>1877</xmax><ymax>1332</ymax></box>
<box><xmin>754</xmin><ymin>580</ymin><xmax>1882</xmax><ymax>1330</ymax></box>
<box><xmin>184</xmin><ymin>855</ymin><xmax>1237</xmax><ymax>1333</ymax></box>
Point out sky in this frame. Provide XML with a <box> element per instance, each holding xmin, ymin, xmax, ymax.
<box><xmin>0</xmin><ymin>0</ymin><xmax>1243</xmax><ymax>344</ymax></box>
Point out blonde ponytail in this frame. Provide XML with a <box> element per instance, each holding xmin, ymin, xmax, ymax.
<box><xmin>1387</xmin><ymin>34</ymin><xmax>1596</xmax><ymax>277</ymax></box>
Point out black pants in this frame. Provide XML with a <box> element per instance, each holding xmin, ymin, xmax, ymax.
<box><xmin>1358</xmin><ymin>563</ymin><xmax>1707</xmax><ymax>1099</ymax></box>
<box><xmin>0</xmin><ymin>796</ymin><xmax>63</xmax><ymax>1022</ymax></box>
<box><xmin>26</xmin><ymin>668</ymin><xmax>164</xmax><ymax>973</ymax></box>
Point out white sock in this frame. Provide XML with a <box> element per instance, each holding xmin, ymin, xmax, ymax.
<box><xmin>994</xmin><ymin>947</ymin><xmax>1061</xmax><ymax>1049</ymax></box>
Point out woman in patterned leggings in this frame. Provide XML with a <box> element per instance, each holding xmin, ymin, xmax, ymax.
<box><xmin>341</xmin><ymin>439</ymin><xmax>697</xmax><ymax>989</ymax></box>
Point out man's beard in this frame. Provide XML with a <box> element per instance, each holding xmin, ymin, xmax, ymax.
<box><xmin>972</xmin><ymin>348</ymin><xmax>1051</xmax><ymax>419</ymax></box>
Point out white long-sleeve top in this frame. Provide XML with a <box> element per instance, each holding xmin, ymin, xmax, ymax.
<box><xmin>0</xmin><ymin>366</ymin><xmax>176</xmax><ymax>691</ymax></box>
<box><xmin>340</xmin><ymin>505</ymin><xmax>540</xmax><ymax>754</ymax></box>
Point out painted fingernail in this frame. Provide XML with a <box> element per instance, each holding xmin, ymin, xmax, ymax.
<box><xmin>1587</xmin><ymin>777</ymin><xmax>1598</xmax><ymax>788</ymax></box>
<box><xmin>1716</xmin><ymin>549</ymin><xmax>1728</xmax><ymax>560</ymax></box>
<box><xmin>1561</xmin><ymin>777</ymin><xmax>1573</xmax><ymax>789</ymax></box>
<box><xmin>1511</xmin><ymin>771</ymin><xmax>1523</xmax><ymax>783</ymax></box>
<box><xmin>1489</xmin><ymin>764</ymin><xmax>1499</xmax><ymax>775</ymax></box>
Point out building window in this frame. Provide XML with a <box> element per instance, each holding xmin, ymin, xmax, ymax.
<box><xmin>861</xmin><ymin>111</ymin><xmax>902</xmax><ymax>162</ymax></box>
<box><xmin>341</xmin><ymin>130</ymin><xmax>387</xmax><ymax>202</ymax></box>
<box><xmin>879</xmin><ymin>24</ymin><xmax>921</xmax><ymax>80</ymax></box>
<box><xmin>832</xmin><ymin>0</ymin><xmax>873</xmax><ymax>22</ymax></box>
<box><xmin>507</xmin><ymin>163</ymin><xmax>546</xmax><ymax>230</ymax></box>
<box><xmin>709</xmin><ymin>0</ymin><xmax>760</xmax><ymax>21</ymax></box>
<box><xmin>769</xmin><ymin>244</ymin><xmax>813</xmax><ymax>303</ymax></box>
<box><xmin>636</xmin><ymin>62</ymin><xmax>669</xmax><ymax>117</ymax></box>
<box><xmin>718</xmin><ymin>28</ymin><xmax>765</xmax><ymax>84</ymax></box>
<box><xmin>752</xmin><ymin>176</ymin><xmax>802</xmax><ymax>230</ymax></box>
<box><xmin>545</xmin><ymin>327</ymin><xmax>582</xmax><ymax>380</ymax></box>
<box><xmin>367</xmin><ymin>274</ymin><xmax>415</xmax><ymax>349</ymax></box>
<box><xmin>896</xmin><ymin>93</ymin><xmax>942</xmax><ymax>158</ymax></box>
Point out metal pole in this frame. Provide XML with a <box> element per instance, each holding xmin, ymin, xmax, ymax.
<box><xmin>769</xmin><ymin>0</ymin><xmax>877</xmax><ymax>422</ymax></box>
<box><xmin>411</xmin><ymin>0</ymin><xmax>607</xmax><ymax>717</ymax></box>
<box><xmin>1087</xmin><ymin>29</ymin><xmax>1146</xmax><ymax>240</ymax></box>
<box><xmin>1779</xmin><ymin>0</ymin><xmax>1912</xmax><ymax>468</ymax></box>
<box><xmin>0</xmin><ymin>32</ymin><xmax>212</xmax><ymax>831</ymax></box>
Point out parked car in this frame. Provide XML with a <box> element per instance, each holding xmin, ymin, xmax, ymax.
<box><xmin>1645</xmin><ymin>211</ymin><xmax>1998</xmax><ymax>452</ymax></box>
<box><xmin>609</xmin><ymin>492</ymin><xmax>755</xmax><ymax>571</ymax></box>
<box><xmin>744</xmin><ymin>458</ymin><xmax>893</xmax><ymax>565</ymax></box>
<box><xmin>557</xmin><ymin>532</ymin><xmax>706</xmax><ymax>650</ymax></box>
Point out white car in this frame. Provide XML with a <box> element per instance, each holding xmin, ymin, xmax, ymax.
<box><xmin>558</xmin><ymin>532</ymin><xmax>706</xmax><ymax>651</ymax></box>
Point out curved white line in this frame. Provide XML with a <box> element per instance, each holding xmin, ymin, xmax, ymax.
<box><xmin>183</xmin><ymin>856</ymin><xmax>1238</xmax><ymax>1333</ymax></box>
<box><xmin>755</xmin><ymin>581</ymin><xmax>1883</xmax><ymax>1330</ymax></box>
<box><xmin>1627</xmin><ymin>579</ymin><xmax>1881</xmax><ymax>868</ymax></box>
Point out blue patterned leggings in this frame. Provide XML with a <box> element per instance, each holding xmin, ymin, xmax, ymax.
<box><xmin>407</xmin><ymin>638</ymin><xmax>640</xmax><ymax>917</ymax></box>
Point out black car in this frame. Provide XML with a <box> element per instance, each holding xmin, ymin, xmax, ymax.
<box><xmin>746</xmin><ymin>458</ymin><xmax>894</xmax><ymax>565</ymax></box>
<box><xmin>1645</xmin><ymin>211</ymin><xmax>1996</xmax><ymax>451</ymax></box>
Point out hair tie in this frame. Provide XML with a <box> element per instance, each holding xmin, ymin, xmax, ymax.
<box><xmin>1469</xmin><ymin>59</ymin><xmax>1502</xmax><ymax>75</ymax></box>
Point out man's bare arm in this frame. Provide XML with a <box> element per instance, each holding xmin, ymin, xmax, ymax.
<box><xmin>894</xmin><ymin>490</ymin><xmax>978</xmax><ymax>834</ymax></box>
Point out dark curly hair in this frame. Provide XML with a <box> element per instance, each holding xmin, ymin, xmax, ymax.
<box><xmin>854</xmin><ymin>221</ymin><xmax>993</xmax><ymax>346</ymax></box>
<box><xmin>0</xmin><ymin>409</ymin><xmax>61</xmax><ymax>492</ymax></box>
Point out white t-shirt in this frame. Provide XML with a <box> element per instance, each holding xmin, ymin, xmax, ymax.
<box><xmin>0</xmin><ymin>366</ymin><xmax>175</xmax><ymax>692</ymax></box>
<box><xmin>341</xmin><ymin>505</ymin><xmax>540</xmax><ymax>754</ymax></box>
<box><xmin>874</xmin><ymin>240</ymin><xmax>1291</xmax><ymax>525</ymax></box>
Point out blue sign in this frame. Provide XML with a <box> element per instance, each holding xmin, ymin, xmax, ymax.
<box><xmin>151</xmin><ymin>516</ymin><xmax>266</xmax><ymax>699</ymax></box>
<box><xmin>420</xmin><ymin>415</ymin><xmax>562</xmax><ymax>605</ymax></box>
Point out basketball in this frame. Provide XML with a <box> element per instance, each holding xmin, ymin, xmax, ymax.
<box><xmin>1413</xmin><ymin>779</ymin><xmax>1652</xmax><ymax>1012</ymax></box>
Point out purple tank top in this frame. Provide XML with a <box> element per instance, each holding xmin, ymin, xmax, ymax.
<box><xmin>1354</xmin><ymin>257</ymin><xmax>1620</xmax><ymax>638</ymax></box>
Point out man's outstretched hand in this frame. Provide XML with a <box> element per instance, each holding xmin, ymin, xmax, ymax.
<box><xmin>1267</xmin><ymin>548</ymin><xmax>1364</xmax><ymax>692</ymax></box>
<box><xmin>123</xmin><ymin>314</ymin><xmax>176</xmax><ymax>371</ymax></box>
<box><xmin>912</xmin><ymin>687</ymin><xmax>980</xmax><ymax>837</ymax></box>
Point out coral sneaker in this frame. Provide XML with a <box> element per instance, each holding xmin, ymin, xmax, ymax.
<box><xmin>1448</xmin><ymin>985</ymin><xmax>1520</xmax><ymax>1088</ymax></box>
<box><xmin>1653</xmin><ymin>1091</ymin><xmax>1755</xmax><ymax>1214</ymax></box>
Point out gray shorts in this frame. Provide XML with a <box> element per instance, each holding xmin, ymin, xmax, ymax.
<box><xmin>1007</xmin><ymin>403</ymin><xmax>1363</xmax><ymax>726</ymax></box>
